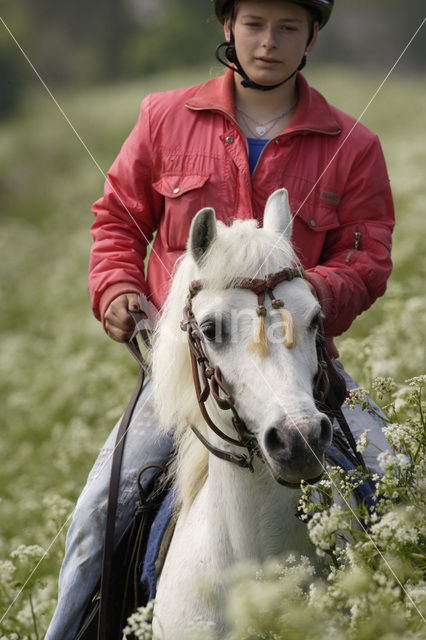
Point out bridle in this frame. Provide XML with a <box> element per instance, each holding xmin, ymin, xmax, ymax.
<box><xmin>180</xmin><ymin>265</ymin><xmax>336</xmax><ymax>472</ymax></box>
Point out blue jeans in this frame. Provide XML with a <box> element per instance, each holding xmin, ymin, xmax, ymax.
<box><xmin>45</xmin><ymin>364</ymin><xmax>390</xmax><ymax>639</ymax></box>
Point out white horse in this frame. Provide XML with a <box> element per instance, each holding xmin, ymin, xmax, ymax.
<box><xmin>151</xmin><ymin>189</ymin><xmax>333</xmax><ymax>639</ymax></box>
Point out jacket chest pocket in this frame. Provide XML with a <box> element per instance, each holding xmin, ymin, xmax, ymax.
<box><xmin>290</xmin><ymin>196</ymin><xmax>341</xmax><ymax>268</ymax></box>
<box><xmin>153</xmin><ymin>174</ymin><xmax>210</xmax><ymax>251</ymax></box>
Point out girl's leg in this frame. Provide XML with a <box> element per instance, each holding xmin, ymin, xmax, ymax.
<box><xmin>334</xmin><ymin>360</ymin><xmax>392</xmax><ymax>473</ymax></box>
<box><xmin>45</xmin><ymin>378</ymin><xmax>173</xmax><ymax>640</ymax></box>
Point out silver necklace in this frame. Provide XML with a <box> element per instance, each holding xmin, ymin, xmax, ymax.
<box><xmin>236</xmin><ymin>101</ymin><xmax>297</xmax><ymax>138</ymax></box>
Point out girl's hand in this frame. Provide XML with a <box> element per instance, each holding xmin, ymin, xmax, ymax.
<box><xmin>104</xmin><ymin>293</ymin><xmax>141</xmax><ymax>342</ymax></box>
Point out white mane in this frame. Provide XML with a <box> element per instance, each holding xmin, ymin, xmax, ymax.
<box><xmin>152</xmin><ymin>217</ymin><xmax>301</xmax><ymax>508</ymax></box>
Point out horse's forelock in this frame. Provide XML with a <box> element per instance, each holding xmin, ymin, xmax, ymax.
<box><xmin>198</xmin><ymin>219</ymin><xmax>299</xmax><ymax>286</ymax></box>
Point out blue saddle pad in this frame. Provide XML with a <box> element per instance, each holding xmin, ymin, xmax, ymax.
<box><xmin>141</xmin><ymin>489</ymin><xmax>175</xmax><ymax>602</ymax></box>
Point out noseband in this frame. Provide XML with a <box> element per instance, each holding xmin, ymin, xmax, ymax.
<box><xmin>180</xmin><ymin>266</ymin><xmax>337</xmax><ymax>471</ymax></box>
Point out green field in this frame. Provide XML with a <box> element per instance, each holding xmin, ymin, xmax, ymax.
<box><xmin>0</xmin><ymin>66</ymin><xmax>425</xmax><ymax>636</ymax></box>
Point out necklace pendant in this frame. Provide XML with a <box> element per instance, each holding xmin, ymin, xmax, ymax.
<box><xmin>255</xmin><ymin>125</ymin><xmax>267</xmax><ymax>137</ymax></box>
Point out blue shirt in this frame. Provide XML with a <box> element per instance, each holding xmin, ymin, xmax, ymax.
<box><xmin>248</xmin><ymin>137</ymin><xmax>269</xmax><ymax>174</ymax></box>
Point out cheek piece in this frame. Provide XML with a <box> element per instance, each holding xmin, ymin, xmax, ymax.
<box><xmin>215</xmin><ymin>20</ymin><xmax>314</xmax><ymax>92</ymax></box>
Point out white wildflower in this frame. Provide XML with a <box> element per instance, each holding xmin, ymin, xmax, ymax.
<box><xmin>186</xmin><ymin>617</ymin><xmax>215</xmax><ymax>640</ymax></box>
<box><xmin>370</xmin><ymin>509</ymin><xmax>420</xmax><ymax>546</ymax></box>
<box><xmin>356</xmin><ymin>429</ymin><xmax>371</xmax><ymax>453</ymax></box>
<box><xmin>10</xmin><ymin>544</ymin><xmax>45</xmax><ymax>565</ymax></box>
<box><xmin>123</xmin><ymin>601</ymin><xmax>155</xmax><ymax>639</ymax></box>
<box><xmin>308</xmin><ymin>504</ymin><xmax>347</xmax><ymax>552</ymax></box>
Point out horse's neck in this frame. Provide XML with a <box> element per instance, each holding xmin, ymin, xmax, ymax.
<box><xmin>205</xmin><ymin>455</ymin><xmax>306</xmax><ymax>563</ymax></box>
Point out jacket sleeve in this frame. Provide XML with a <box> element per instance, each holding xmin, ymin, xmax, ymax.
<box><xmin>88</xmin><ymin>95</ymin><xmax>163</xmax><ymax>322</ymax></box>
<box><xmin>305</xmin><ymin>135</ymin><xmax>395</xmax><ymax>339</ymax></box>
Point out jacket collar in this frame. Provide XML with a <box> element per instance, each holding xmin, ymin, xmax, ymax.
<box><xmin>186</xmin><ymin>69</ymin><xmax>341</xmax><ymax>136</ymax></box>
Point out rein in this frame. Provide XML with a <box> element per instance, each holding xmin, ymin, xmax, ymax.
<box><xmin>181</xmin><ymin>266</ymin><xmax>366</xmax><ymax>473</ymax></box>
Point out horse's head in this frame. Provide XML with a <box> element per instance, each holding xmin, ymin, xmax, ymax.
<box><xmin>153</xmin><ymin>189</ymin><xmax>332</xmax><ymax>489</ymax></box>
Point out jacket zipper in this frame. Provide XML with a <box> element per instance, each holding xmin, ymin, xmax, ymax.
<box><xmin>345</xmin><ymin>230</ymin><xmax>361</xmax><ymax>263</ymax></box>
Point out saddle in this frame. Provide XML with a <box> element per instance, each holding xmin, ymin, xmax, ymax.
<box><xmin>75</xmin><ymin>458</ymin><xmax>172</xmax><ymax>640</ymax></box>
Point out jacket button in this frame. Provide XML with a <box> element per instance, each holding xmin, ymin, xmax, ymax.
<box><xmin>226</xmin><ymin>136</ymin><xmax>233</xmax><ymax>143</ymax></box>
<box><xmin>310</xmin><ymin>220</ymin><xmax>316</xmax><ymax>227</ymax></box>
<box><xmin>173</xmin><ymin>187</ymin><xmax>180</xmax><ymax>194</ymax></box>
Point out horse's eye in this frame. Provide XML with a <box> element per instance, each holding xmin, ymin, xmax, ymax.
<box><xmin>200</xmin><ymin>321</ymin><xmax>217</xmax><ymax>342</ymax></box>
<box><xmin>308</xmin><ymin>313</ymin><xmax>320</xmax><ymax>333</ymax></box>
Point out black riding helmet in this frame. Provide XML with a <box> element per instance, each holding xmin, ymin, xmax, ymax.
<box><xmin>213</xmin><ymin>0</ymin><xmax>334</xmax><ymax>91</ymax></box>
<box><xmin>213</xmin><ymin>0</ymin><xmax>334</xmax><ymax>28</ymax></box>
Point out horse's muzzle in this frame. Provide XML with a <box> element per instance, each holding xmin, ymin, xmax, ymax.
<box><xmin>263</xmin><ymin>414</ymin><xmax>332</xmax><ymax>486</ymax></box>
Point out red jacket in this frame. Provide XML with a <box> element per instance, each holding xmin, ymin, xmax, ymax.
<box><xmin>89</xmin><ymin>70</ymin><xmax>394</xmax><ymax>357</ymax></box>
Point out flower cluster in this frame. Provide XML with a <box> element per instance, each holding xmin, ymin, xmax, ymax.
<box><xmin>128</xmin><ymin>376</ymin><xmax>425</xmax><ymax>640</ymax></box>
<box><xmin>123</xmin><ymin>601</ymin><xmax>155</xmax><ymax>640</ymax></box>
<box><xmin>219</xmin><ymin>375</ymin><xmax>426</xmax><ymax>640</ymax></box>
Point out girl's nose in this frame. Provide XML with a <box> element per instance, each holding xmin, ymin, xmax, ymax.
<box><xmin>262</xmin><ymin>26</ymin><xmax>278</xmax><ymax>49</ymax></box>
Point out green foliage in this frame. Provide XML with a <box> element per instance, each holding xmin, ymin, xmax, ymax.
<box><xmin>218</xmin><ymin>375</ymin><xmax>426</xmax><ymax>640</ymax></box>
<box><xmin>128</xmin><ymin>379</ymin><xmax>426</xmax><ymax>639</ymax></box>
<box><xmin>1</xmin><ymin>0</ymin><xmax>425</xmax><ymax>118</ymax></box>
<box><xmin>0</xmin><ymin>66</ymin><xmax>425</xmax><ymax>637</ymax></box>
<box><xmin>125</xmin><ymin>1</ymin><xmax>222</xmax><ymax>76</ymax></box>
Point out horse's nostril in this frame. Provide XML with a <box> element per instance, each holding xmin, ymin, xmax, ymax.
<box><xmin>264</xmin><ymin>427</ymin><xmax>287</xmax><ymax>456</ymax></box>
<box><xmin>319</xmin><ymin>417</ymin><xmax>332</xmax><ymax>447</ymax></box>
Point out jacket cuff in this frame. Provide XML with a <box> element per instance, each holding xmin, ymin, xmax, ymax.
<box><xmin>99</xmin><ymin>283</ymin><xmax>144</xmax><ymax>332</ymax></box>
<box><xmin>305</xmin><ymin>270</ymin><xmax>333</xmax><ymax>321</ymax></box>
<box><xmin>305</xmin><ymin>271</ymin><xmax>338</xmax><ymax>358</ymax></box>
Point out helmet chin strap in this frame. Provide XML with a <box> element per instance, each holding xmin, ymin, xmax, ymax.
<box><xmin>215</xmin><ymin>21</ymin><xmax>313</xmax><ymax>92</ymax></box>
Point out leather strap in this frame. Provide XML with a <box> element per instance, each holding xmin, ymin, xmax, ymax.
<box><xmin>127</xmin><ymin>310</ymin><xmax>153</xmax><ymax>376</ymax></box>
<box><xmin>98</xmin><ymin>346</ymin><xmax>145</xmax><ymax>639</ymax></box>
<box><xmin>315</xmin><ymin>329</ymin><xmax>366</xmax><ymax>469</ymax></box>
<box><xmin>190</xmin><ymin>425</ymin><xmax>254</xmax><ymax>470</ymax></box>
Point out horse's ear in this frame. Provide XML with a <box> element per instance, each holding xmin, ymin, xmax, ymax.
<box><xmin>188</xmin><ymin>207</ymin><xmax>217</xmax><ymax>264</ymax></box>
<box><xmin>263</xmin><ymin>188</ymin><xmax>292</xmax><ymax>241</ymax></box>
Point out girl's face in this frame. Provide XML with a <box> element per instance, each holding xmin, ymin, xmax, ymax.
<box><xmin>224</xmin><ymin>1</ymin><xmax>318</xmax><ymax>88</ymax></box>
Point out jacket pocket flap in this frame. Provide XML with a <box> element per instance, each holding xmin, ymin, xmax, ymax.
<box><xmin>153</xmin><ymin>174</ymin><xmax>209</xmax><ymax>199</ymax></box>
<box><xmin>294</xmin><ymin>198</ymin><xmax>340</xmax><ymax>233</ymax></box>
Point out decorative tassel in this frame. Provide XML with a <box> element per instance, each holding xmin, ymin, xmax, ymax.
<box><xmin>249</xmin><ymin>305</ymin><xmax>269</xmax><ymax>357</ymax></box>
<box><xmin>280</xmin><ymin>308</ymin><xmax>296</xmax><ymax>349</ymax></box>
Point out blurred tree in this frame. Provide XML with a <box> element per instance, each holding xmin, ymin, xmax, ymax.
<box><xmin>0</xmin><ymin>4</ymin><xmax>30</xmax><ymax>119</ymax></box>
<box><xmin>0</xmin><ymin>36</ymin><xmax>21</xmax><ymax>118</ymax></box>
<box><xmin>319</xmin><ymin>0</ymin><xmax>426</xmax><ymax>72</ymax></box>
<box><xmin>125</xmin><ymin>0</ymin><xmax>222</xmax><ymax>75</ymax></box>
<box><xmin>0</xmin><ymin>0</ymin><xmax>424</xmax><ymax>121</ymax></box>
<box><xmin>1</xmin><ymin>0</ymin><xmax>137</xmax><ymax>85</ymax></box>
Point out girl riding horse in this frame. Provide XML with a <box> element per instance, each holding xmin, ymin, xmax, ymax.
<box><xmin>46</xmin><ymin>1</ymin><xmax>394</xmax><ymax>637</ymax></box>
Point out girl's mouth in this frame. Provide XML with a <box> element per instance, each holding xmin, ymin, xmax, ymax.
<box><xmin>256</xmin><ymin>56</ymin><xmax>282</xmax><ymax>66</ymax></box>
